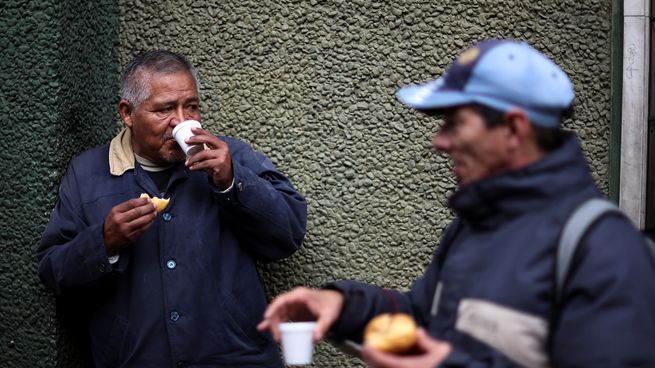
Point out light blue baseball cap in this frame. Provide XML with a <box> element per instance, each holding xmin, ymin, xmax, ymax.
<box><xmin>396</xmin><ymin>39</ymin><xmax>575</xmax><ymax>128</ymax></box>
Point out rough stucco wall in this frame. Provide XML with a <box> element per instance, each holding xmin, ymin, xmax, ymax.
<box><xmin>0</xmin><ymin>1</ymin><xmax>119</xmax><ymax>367</ymax></box>
<box><xmin>117</xmin><ymin>0</ymin><xmax>611</xmax><ymax>367</ymax></box>
<box><xmin>0</xmin><ymin>0</ymin><xmax>611</xmax><ymax>367</ymax></box>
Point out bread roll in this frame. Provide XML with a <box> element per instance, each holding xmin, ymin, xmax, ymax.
<box><xmin>364</xmin><ymin>313</ymin><xmax>417</xmax><ymax>354</ymax></box>
<box><xmin>140</xmin><ymin>193</ymin><xmax>170</xmax><ymax>213</ymax></box>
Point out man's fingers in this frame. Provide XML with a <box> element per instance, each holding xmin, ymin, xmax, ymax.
<box><xmin>259</xmin><ymin>293</ymin><xmax>294</xmax><ymax>342</ymax></box>
<box><xmin>267</xmin><ymin>316</ymin><xmax>283</xmax><ymax>342</ymax></box>
<box><xmin>308</xmin><ymin>291</ymin><xmax>342</xmax><ymax>341</ymax></box>
<box><xmin>414</xmin><ymin>328</ymin><xmax>436</xmax><ymax>350</ymax></box>
<box><xmin>110</xmin><ymin>196</ymin><xmax>151</xmax><ymax>213</ymax></box>
<box><xmin>187</xmin><ymin>156</ymin><xmax>222</xmax><ymax>172</ymax></box>
<box><xmin>313</xmin><ymin>313</ymin><xmax>333</xmax><ymax>342</ymax></box>
<box><xmin>106</xmin><ymin>199</ymin><xmax>156</xmax><ymax>235</ymax></box>
<box><xmin>123</xmin><ymin>200</ymin><xmax>157</xmax><ymax>222</ymax></box>
<box><xmin>361</xmin><ymin>329</ymin><xmax>452</xmax><ymax>368</ymax></box>
<box><xmin>185</xmin><ymin>143</ymin><xmax>229</xmax><ymax>163</ymax></box>
<box><xmin>126</xmin><ymin>210</ymin><xmax>157</xmax><ymax>231</ymax></box>
<box><xmin>186</xmin><ymin>128</ymin><xmax>226</xmax><ymax>149</ymax></box>
<box><xmin>259</xmin><ymin>287</ymin><xmax>316</xmax><ymax>341</ymax></box>
<box><xmin>266</xmin><ymin>287</ymin><xmax>315</xmax><ymax>321</ymax></box>
<box><xmin>361</xmin><ymin>345</ymin><xmax>406</xmax><ymax>368</ymax></box>
<box><xmin>183</xmin><ymin>133</ymin><xmax>233</xmax><ymax>189</ymax></box>
<box><xmin>111</xmin><ymin>210</ymin><xmax>156</xmax><ymax>243</ymax></box>
<box><xmin>261</xmin><ymin>288</ymin><xmax>343</xmax><ymax>343</ymax></box>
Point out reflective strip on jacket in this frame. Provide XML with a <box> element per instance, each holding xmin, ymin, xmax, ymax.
<box><xmin>327</xmin><ymin>134</ymin><xmax>655</xmax><ymax>367</ymax></box>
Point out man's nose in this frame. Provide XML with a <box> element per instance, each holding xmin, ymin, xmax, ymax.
<box><xmin>432</xmin><ymin>130</ymin><xmax>451</xmax><ymax>152</ymax></box>
<box><xmin>170</xmin><ymin>107</ymin><xmax>187</xmax><ymax>128</ymax></box>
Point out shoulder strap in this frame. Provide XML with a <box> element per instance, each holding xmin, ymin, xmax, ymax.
<box><xmin>556</xmin><ymin>198</ymin><xmax>622</xmax><ymax>301</ymax></box>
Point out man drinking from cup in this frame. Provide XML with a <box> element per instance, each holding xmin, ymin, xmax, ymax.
<box><xmin>38</xmin><ymin>50</ymin><xmax>308</xmax><ymax>367</ymax></box>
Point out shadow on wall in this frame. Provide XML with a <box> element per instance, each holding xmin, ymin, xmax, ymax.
<box><xmin>52</xmin><ymin>1</ymin><xmax>121</xmax><ymax>367</ymax></box>
<box><xmin>1</xmin><ymin>0</ymin><xmax>120</xmax><ymax>367</ymax></box>
<box><xmin>56</xmin><ymin>1</ymin><xmax>121</xmax><ymax>167</ymax></box>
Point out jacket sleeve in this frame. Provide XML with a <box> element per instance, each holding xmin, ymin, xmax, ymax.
<box><xmin>37</xmin><ymin>163</ymin><xmax>128</xmax><ymax>295</ymax></box>
<box><xmin>322</xmin><ymin>220</ymin><xmax>460</xmax><ymax>344</ymax></box>
<box><xmin>549</xmin><ymin>214</ymin><xmax>655</xmax><ymax>367</ymax></box>
<box><xmin>212</xmin><ymin>138</ymin><xmax>307</xmax><ymax>262</ymax></box>
<box><xmin>321</xmin><ymin>281</ymin><xmax>415</xmax><ymax>344</ymax></box>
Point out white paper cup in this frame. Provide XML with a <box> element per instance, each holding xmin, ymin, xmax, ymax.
<box><xmin>172</xmin><ymin>120</ymin><xmax>203</xmax><ymax>156</ymax></box>
<box><xmin>279</xmin><ymin>322</ymin><xmax>317</xmax><ymax>366</ymax></box>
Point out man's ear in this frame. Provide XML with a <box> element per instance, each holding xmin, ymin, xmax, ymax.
<box><xmin>118</xmin><ymin>100</ymin><xmax>134</xmax><ymax>128</ymax></box>
<box><xmin>499</xmin><ymin>109</ymin><xmax>532</xmax><ymax>153</ymax></box>
<box><xmin>503</xmin><ymin>109</ymin><xmax>531</xmax><ymax>139</ymax></box>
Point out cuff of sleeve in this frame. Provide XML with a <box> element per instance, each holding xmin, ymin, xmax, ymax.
<box><xmin>85</xmin><ymin>223</ymin><xmax>117</xmax><ymax>276</ymax></box>
<box><xmin>218</xmin><ymin>178</ymin><xmax>235</xmax><ymax>193</ymax></box>
<box><xmin>108</xmin><ymin>254</ymin><xmax>120</xmax><ymax>264</ymax></box>
<box><xmin>94</xmin><ymin>226</ymin><xmax>129</xmax><ymax>274</ymax></box>
<box><xmin>212</xmin><ymin>163</ymin><xmax>246</xmax><ymax>206</ymax></box>
<box><xmin>321</xmin><ymin>282</ymin><xmax>367</xmax><ymax>343</ymax></box>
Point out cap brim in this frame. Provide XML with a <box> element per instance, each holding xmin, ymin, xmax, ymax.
<box><xmin>396</xmin><ymin>83</ymin><xmax>474</xmax><ymax>111</ymax></box>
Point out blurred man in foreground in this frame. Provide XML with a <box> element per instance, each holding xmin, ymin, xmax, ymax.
<box><xmin>258</xmin><ymin>39</ymin><xmax>655</xmax><ymax>367</ymax></box>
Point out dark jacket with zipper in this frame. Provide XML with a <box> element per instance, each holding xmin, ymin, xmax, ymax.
<box><xmin>327</xmin><ymin>134</ymin><xmax>655</xmax><ymax>367</ymax></box>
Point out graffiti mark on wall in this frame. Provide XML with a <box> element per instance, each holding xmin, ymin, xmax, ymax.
<box><xmin>625</xmin><ymin>43</ymin><xmax>639</xmax><ymax>79</ymax></box>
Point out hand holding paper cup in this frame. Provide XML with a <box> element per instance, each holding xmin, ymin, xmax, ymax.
<box><xmin>279</xmin><ymin>322</ymin><xmax>317</xmax><ymax>366</ymax></box>
<box><xmin>172</xmin><ymin>120</ymin><xmax>204</xmax><ymax>157</ymax></box>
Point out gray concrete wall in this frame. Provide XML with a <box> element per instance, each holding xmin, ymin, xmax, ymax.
<box><xmin>1</xmin><ymin>0</ymin><xmax>612</xmax><ymax>366</ymax></box>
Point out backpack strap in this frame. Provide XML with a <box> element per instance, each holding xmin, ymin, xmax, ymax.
<box><xmin>556</xmin><ymin>198</ymin><xmax>623</xmax><ymax>302</ymax></box>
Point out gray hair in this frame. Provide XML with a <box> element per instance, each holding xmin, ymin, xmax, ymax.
<box><xmin>120</xmin><ymin>50</ymin><xmax>201</xmax><ymax>108</ymax></box>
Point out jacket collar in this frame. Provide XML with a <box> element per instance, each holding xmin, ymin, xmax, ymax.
<box><xmin>449</xmin><ymin>133</ymin><xmax>601</xmax><ymax>228</ymax></box>
<box><xmin>109</xmin><ymin>128</ymin><xmax>135</xmax><ymax>176</ymax></box>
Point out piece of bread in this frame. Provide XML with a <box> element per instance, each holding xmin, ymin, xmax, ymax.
<box><xmin>140</xmin><ymin>193</ymin><xmax>170</xmax><ymax>213</ymax></box>
<box><xmin>363</xmin><ymin>313</ymin><xmax>417</xmax><ymax>354</ymax></box>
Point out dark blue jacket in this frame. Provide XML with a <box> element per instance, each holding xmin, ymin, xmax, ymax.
<box><xmin>327</xmin><ymin>134</ymin><xmax>655</xmax><ymax>367</ymax></box>
<box><xmin>38</xmin><ymin>130</ymin><xmax>307</xmax><ymax>367</ymax></box>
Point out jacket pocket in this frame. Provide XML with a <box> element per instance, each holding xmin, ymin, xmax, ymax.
<box><xmin>217</xmin><ymin>292</ymin><xmax>270</xmax><ymax>352</ymax></box>
<box><xmin>97</xmin><ymin>316</ymin><xmax>129</xmax><ymax>367</ymax></box>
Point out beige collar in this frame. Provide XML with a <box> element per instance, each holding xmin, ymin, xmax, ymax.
<box><xmin>108</xmin><ymin>128</ymin><xmax>135</xmax><ymax>176</ymax></box>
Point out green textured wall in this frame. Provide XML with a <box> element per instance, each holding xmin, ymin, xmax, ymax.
<box><xmin>1</xmin><ymin>1</ymin><xmax>119</xmax><ymax>367</ymax></box>
<box><xmin>2</xmin><ymin>0</ymin><xmax>612</xmax><ymax>367</ymax></box>
<box><xmin>119</xmin><ymin>1</ymin><xmax>612</xmax><ymax>366</ymax></box>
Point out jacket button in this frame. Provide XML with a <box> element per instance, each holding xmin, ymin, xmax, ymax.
<box><xmin>237</xmin><ymin>181</ymin><xmax>243</xmax><ymax>192</ymax></box>
<box><xmin>162</xmin><ymin>213</ymin><xmax>172</xmax><ymax>221</ymax></box>
<box><xmin>176</xmin><ymin>361</ymin><xmax>186</xmax><ymax>367</ymax></box>
<box><xmin>170</xmin><ymin>311</ymin><xmax>180</xmax><ymax>321</ymax></box>
<box><xmin>98</xmin><ymin>264</ymin><xmax>106</xmax><ymax>273</ymax></box>
<box><xmin>166</xmin><ymin>260</ymin><xmax>176</xmax><ymax>269</ymax></box>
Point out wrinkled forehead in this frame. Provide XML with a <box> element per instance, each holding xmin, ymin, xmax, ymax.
<box><xmin>137</xmin><ymin>69</ymin><xmax>200</xmax><ymax>101</ymax></box>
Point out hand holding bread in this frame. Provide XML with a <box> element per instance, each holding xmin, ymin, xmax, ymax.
<box><xmin>102</xmin><ymin>195</ymin><xmax>158</xmax><ymax>255</ymax></box>
<box><xmin>361</xmin><ymin>327</ymin><xmax>452</xmax><ymax>368</ymax></box>
<box><xmin>364</xmin><ymin>313</ymin><xmax>418</xmax><ymax>354</ymax></box>
<box><xmin>140</xmin><ymin>193</ymin><xmax>169</xmax><ymax>213</ymax></box>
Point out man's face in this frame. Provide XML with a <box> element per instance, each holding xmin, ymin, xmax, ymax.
<box><xmin>120</xmin><ymin>71</ymin><xmax>201</xmax><ymax>165</ymax></box>
<box><xmin>432</xmin><ymin>106</ymin><xmax>513</xmax><ymax>186</ymax></box>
